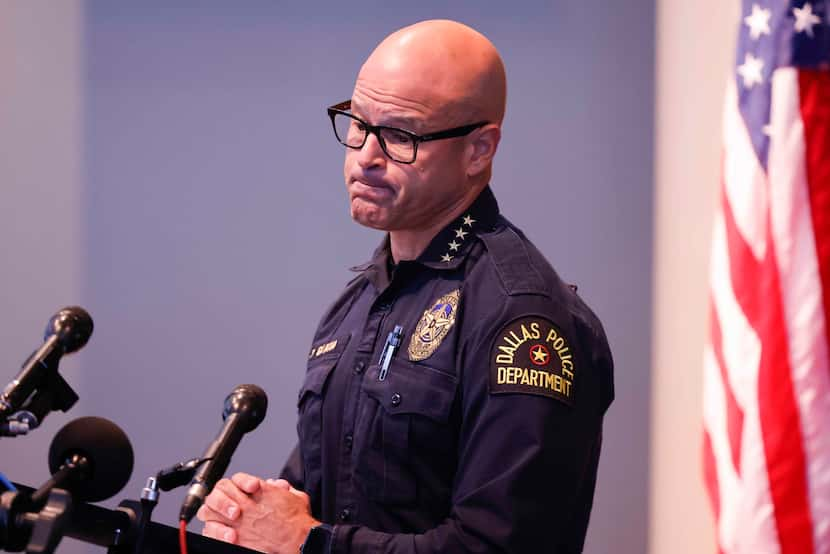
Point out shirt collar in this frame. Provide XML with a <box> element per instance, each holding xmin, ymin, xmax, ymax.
<box><xmin>416</xmin><ymin>185</ymin><xmax>500</xmax><ymax>269</ymax></box>
<box><xmin>352</xmin><ymin>185</ymin><xmax>501</xmax><ymax>290</ymax></box>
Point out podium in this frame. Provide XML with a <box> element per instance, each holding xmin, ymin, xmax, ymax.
<box><xmin>3</xmin><ymin>485</ymin><xmax>259</xmax><ymax>554</ymax></box>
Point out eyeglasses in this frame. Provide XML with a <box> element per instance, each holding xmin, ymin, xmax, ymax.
<box><xmin>327</xmin><ymin>100</ymin><xmax>488</xmax><ymax>164</ymax></box>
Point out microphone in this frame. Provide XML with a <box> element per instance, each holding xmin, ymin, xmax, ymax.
<box><xmin>0</xmin><ymin>417</ymin><xmax>133</xmax><ymax>552</ymax></box>
<box><xmin>179</xmin><ymin>384</ymin><xmax>268</xmax><ymax>523</ymax></box>
<box><xmin>0</xmin><ymin>307</ymin><xmax>93</xmax><ymax>420</ymax></box>
<box><xmin>34</xmin><ymin>416</ymin><xmax>134</xmax><ymax>506</ymax></box>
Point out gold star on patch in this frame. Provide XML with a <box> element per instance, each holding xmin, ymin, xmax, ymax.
<box><xmin>448</xmin><ymin>240</ymin><xmax>460</xmax><ymax>251</ymax></box>
<box><xmin>441</xmin><ymin>254</ymin><xmax>454</xmax><ymax>262</ymax></box>
<box><xmin>530</xmin><ymin>345</ymin><xmax>550</xmax><ymax>364</ymax></box>
<box><xmin>455</xmin><ymin>228</ymin><xmax>468</xmax><ymax>239</ymax></box>
<box><xmin>463</xmin><ymin>215</ymin><xmax>475</xmax><ymax>226</ymax></box>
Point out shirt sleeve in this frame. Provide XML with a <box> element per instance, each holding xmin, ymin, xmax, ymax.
<box><xmin>278</xmin><ymin>443</ymin><xmax>305</xmax><ymax>491</ymax></box>
<box><xmin>326</xmin><ymin>294</ymin><xmax>614</xmax><ymax>553</ymax></box>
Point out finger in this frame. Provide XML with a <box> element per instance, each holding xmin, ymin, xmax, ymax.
<box><xmin>215</xmin><ymin>477</ymin><xmax>253</xmax><ymax>505</ymax></box>
<box><xmin>204</xmin><ymin>486</ymin><xmax>242</xmax><ymax>522</ymax></box>
<box><xmin>265</xmin><ymin>478</ymin><xmax>292</xmax><ymax>491</ymax></box>
<box><xmin>202</xmin><ymin>521</ymin><xmax>237</xmax><ymax>544</ymax></box>
<box><xmin>196</xmin><ymin>503</ymin><xmax>233</xmax><ymax>524</ymax></box>
<box><xmin>265</xmin><ymin>478</ymin><xmax>307</xmax><ymax>498</ymax></box>
<box><xmin>196</xmin><ymin>504</ymin><xmax>217</xmax><ymax>523</ymax></box>
<box><xmin>230</xmin><ymin>472</ymin><xmax>262</xmax><ymax>495</ymax></box>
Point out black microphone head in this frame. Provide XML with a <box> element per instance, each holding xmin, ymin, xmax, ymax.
<box><xmin>45</xmin><ymin>306</ymin><xmax>93</xmax><ymax>354</ymax></box>
<box><xmin>223</xmin><ymin>384</ymin><xmax>267</xmax><ymax>432</ymax></box>
<box><xmin>48</xmin><ymin>416</ymin><xmax>134</xmax><ymax>502</ymax></box>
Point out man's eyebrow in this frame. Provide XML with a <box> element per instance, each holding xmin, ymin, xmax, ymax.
<box><xmin>350</xmin><ymin>102</ymin><xmax>419</xmax><ymax>130</ymax></box>
<box><xmin>380</xmin><ymin>116</ymin><xmax>418</xmax><ymax>131</ymax></box>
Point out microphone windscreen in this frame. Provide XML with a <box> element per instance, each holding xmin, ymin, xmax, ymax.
<box><xmin>45</xmin><ymin>306</ymin><xmax>94</xmax><ymax>354</ymax></box>
<box><xmin>223</xmin><ymin>384</ymin><xmax>268</xmax><ymax>431</ymax></box>
<box><xmin>48</xmin><ymin>416</ymin><xmax>133</xmax><ymax>502</ymax></box>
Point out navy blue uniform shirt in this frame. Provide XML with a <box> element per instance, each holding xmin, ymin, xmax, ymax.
<box><xmin>282</xmin><ymin>186</ymin><xmax>614</xmax><ymax>553</ymax></box>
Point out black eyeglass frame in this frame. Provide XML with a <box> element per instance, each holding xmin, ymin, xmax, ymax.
<box><xmin>327</xmin><ymin>100</ymin><xmax>488</xmax><ymax>164</ymax></box>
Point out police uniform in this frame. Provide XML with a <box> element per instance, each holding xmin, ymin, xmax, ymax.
<box><xmin>282</xmin><ymin>186</ymin><xmax>614</xmax><ymax>553</ymax></box>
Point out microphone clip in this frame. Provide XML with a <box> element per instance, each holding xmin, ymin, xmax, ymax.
<box><xmin>0</xmin><ymin>374</ymin><xmax>79</xmax><ymax>438</ymax></box>
<box><xmin>0</xmin><ymin>411</ymin><xmax>38</xmax><ymax>437</ymax></box>
<box><xmin>154</xmin><ymin>458</ymin><xmax>210</xmax><ymax>492</ymax></box>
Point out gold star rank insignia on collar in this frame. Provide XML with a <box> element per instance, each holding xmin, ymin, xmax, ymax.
<box><xmin>463</xmin><ymin>215</ymin><xmax>475</xmax><ymax>226</ymax></box>
<box><xmin>408</xmin><ymin>289</ymin><xmax>460</xmax><ymax>361</ymax></box>
<box><xmin>454</xmin><ymin>228</ymin><xmax>468</xmax><ymax>239</ymax></box>
<box><xmin>440</xmin><ymin>254</ymin><xmax>454</xmax><ymax>262</ymax></box>
<box><xmin>448</xmin><ymin>240</ymin><xmax>460</xmax><ymax>251</ymax></box>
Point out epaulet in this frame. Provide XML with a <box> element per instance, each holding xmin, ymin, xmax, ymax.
<box><xmin>479</xmin><ymin>220</ymin><xmax>550</xmax><ymax>297</ymax></box>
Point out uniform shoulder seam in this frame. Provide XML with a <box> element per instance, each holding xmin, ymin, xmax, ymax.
<box><xmin>479</xmin><ymin>222</ymin><xmax>550</xmax><ymax>297</ymax></box>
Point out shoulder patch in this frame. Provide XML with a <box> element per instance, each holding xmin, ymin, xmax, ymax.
<box><xmin>489</xmin><ymin>316</ymin><xmax>575</xmax><ymax>406</ymax></box>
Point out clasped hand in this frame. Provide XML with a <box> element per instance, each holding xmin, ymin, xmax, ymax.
<box><xmin>196</xmin><ymin>473</ymin><xmax>319</xmax><ymax>554</ymax></box>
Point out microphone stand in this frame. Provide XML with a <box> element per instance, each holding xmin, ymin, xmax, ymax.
<box><xmin>0</xmin><ymin>374</ymin><xmax>78</xmax><ymax>438</ymax></box>
<box><xmin>123</xmin><ymin>457</ymin><xmax>209</xmax><ymax>554</ymax></box>
<box><xmin>0</xmin><ymin>487</ymin><xmax>74</xmax><ymax>554</ymax></box>
<box><xmin>3</xmin><ymin>482</ymin><xmax>259</xmax><ymax>554</ymax></box>
<box><xmin>130</xmin><ymin>478</ymin><xmax>159</xmax><ymax>554</ymax></box>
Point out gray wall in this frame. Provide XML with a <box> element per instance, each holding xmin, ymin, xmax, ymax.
<box><xmin>1</xmin><ymin>2</ymin><xmax>653</xmax><ymax>552</ymax></box>
<box><xmin>0</xmin><ymin>0</ymin><xmax>84</xmax><ymax>500</ymax></box>
<box><xmin>0</xmin><ymin>2</ymin><xmax>86</xmax><ymax>552</ymax></box>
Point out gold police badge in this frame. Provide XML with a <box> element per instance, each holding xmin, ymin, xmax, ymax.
<box><xmin>408</xmin><ymin>289</ymin><xmax>460</xmax><ymax>361</ymax></box>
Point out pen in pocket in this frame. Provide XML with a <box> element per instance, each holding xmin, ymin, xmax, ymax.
<box><xmin>378</xmin><ymin>325</ymin><xmax>403</xmax><ymax>381</ymax></box>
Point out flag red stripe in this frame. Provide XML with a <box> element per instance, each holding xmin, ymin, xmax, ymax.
<box><xmin>798</xmin><ymin>69</ymin><xmax>830</xmax><ymax>383</ymax></box>
<box><xmin>721</xmin><ymin>186</ymin><xmax>814</xmax><ymax>553</ymax></box>
<box><xmin>709</xmin><ymin>299</ymin><xmax>744</xmax><ymax>474</ymax></box>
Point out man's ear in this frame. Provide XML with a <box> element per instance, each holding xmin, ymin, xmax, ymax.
<box><xmin>465</xmin><ymin>124</ymin><xmax>501</xmax><ymax>177</ymax></box>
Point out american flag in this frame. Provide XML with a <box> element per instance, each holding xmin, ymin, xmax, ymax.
<box><xmin>703</xmin><ymin>1</ymin><xmax>830</xmax><ymax>552</ymax></box>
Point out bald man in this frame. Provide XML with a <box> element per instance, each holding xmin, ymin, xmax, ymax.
<box><xmin>197</xmin><ymin>20</ymin><xmax>614</xmax><ymax>553</ymax></box>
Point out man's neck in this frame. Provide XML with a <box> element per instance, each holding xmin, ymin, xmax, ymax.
<box><xmin>389</xmin><ymin>185</ymin><xmax>484</xmax><ymax>262</ymax></box>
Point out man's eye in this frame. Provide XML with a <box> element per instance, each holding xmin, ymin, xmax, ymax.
<box><xmin>385</xmin><ymin>130</ymin><xmax>411</xmax><ymax>144</ymax></box>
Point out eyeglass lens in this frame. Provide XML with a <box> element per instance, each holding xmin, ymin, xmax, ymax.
<box><xmin>332</xmin><ymin>113</ymin><xmax>415</xmax><ymax>163</ymax></box>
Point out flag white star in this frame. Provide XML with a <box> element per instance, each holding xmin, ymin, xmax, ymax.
<box><xmin>462</xmin><ymin>215</ymin><xmax>476</xmax><ymax>226</ymax></box>
<box><xmin>440</xmin><ymin>254</ymin><xmax>453</xmax><ymax>262</ymax></box>
<box><xmin>793</xmin><ymin>3</ymin><xmax>821</xmax><ymax>37</ymax></box>
<box><xmin>454</xmin><ymin>228</ymin><xmax>468</xmax><ymax>239</ymax></box>
<box><xmin>448</xmin><ymin>240</ymin><xmax>460</xmax><ymax>251</ymax></box>
<box><xmin>744</xmin><ymin>4</ymin><xmax>772</xmax><ymax>39</ymax></box>
<box><xmin>737</xmin><ymin>53</ymin><xmax>764</xmax><ymax>88</ymax></box>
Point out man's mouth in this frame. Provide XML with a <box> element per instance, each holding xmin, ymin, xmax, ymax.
<box><xmin>350</xmin><ymin>179</ymin><xmax>394</xmax><ymax>199</ymax></box>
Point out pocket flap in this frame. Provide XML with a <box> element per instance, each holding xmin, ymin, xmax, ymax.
<box><xmin>299</xmin><ymin>333</ymin><xmax>351</xmax><ymax>404</ymax></box>
<box><xmin>362</xmin><ymin>358</ymin><xmax>457</xmax><ymax>422</ymax></box>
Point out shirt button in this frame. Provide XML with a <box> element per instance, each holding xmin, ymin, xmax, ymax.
<box><xmin>390</xmin><ymin>393</ymin><xmax>402</xmax><ymax>407</ymax></box>
<box><xmin>344</xmin><ymin>434</ymin><xmax>353</xmax><ymax>450</ymax></box>
<box><xmin>354</xmin><ymin>361</ymin><xmax>365</xmax><ymax>374</ymax></box>
<box><xmin>339</xmin><ymin>508</ymin><xmax>352</xmax><ymax>522</ymax></box>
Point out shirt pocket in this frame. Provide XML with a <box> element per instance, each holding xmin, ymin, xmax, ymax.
<box><xmin>354</xmin><ymin>357</ymin><xmax>458</xmax><ymax>505</ymax></box>
<box><xmin>297</xmin><ymin>334</ymin><xmax>350</xmax><ymax>503</ymax></box>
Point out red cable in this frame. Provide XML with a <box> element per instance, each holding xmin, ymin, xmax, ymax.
<box><xmin>179</xmin><ymin>520</ymin><xmax>188</xmax><ymax>554</ymax></box>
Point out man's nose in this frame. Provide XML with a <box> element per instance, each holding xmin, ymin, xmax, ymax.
<box><xmin>356</xmin><ymin>131</ymin><xmax>387</xmax><ymax>169</ymax></box>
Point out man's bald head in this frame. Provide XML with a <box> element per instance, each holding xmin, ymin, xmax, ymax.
<box><xmin>342</xmin><ymin>21</ymin><xmax>505</xmax><ymax>254</ymax></box>
<box><xmin>356</xmin><ymin>20</ymin><xmax>506</xmax><ymax>127</ymax></box>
